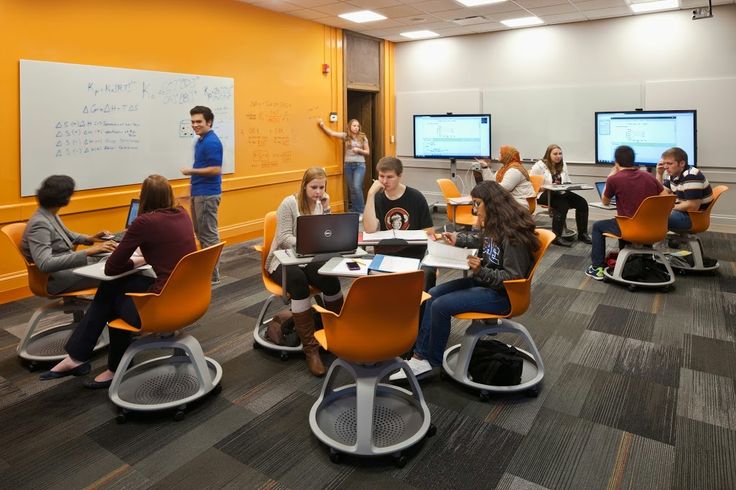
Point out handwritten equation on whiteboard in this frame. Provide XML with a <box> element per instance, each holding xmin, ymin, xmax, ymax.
<box><xmin>20</xmin><ymin>60</ymin><xmax>234</xmax><ymax>196</ymax></box>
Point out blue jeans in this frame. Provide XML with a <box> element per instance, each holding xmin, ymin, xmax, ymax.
<box><xmin>415</xmin><ymin>277</ymin><xmax>510</xmax><ymax>367</ymax></box>
<box><xmin>344</xmin><ymin>161</ymin><xmax>365</xmax><ymax>213</ymax></box>
<box><xmin>591</xmin><ymin>218</ymin><xmax>621</xmax><ymax>268</ymax></box>
<box><xmin>668</xmin><ymin>210</ymin><xmax>692</xmax><ymax>231</ymax></box>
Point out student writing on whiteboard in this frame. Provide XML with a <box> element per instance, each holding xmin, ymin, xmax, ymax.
<box><xmin>656</xmin><ymin>147</ymin><xmax>713</xmax><ymax>231</ymax></box>
<box><xmin>265</xmin><ymin>167</ymin><xmax>343</xmax><ymax>377</ymax></box>
<box><xmin>530</xmin><ymin>144</ymin><xmax>592</xmax><ymax>247</ymax></box>
<box><xmin>318</xmin><ymin>118</ymin><xmax>370</xmax><ymax>220</ymax></box>
<box><xmin>39</xmin><ymin>175</ymin><xmax>197</xmax><ymax>387</ymax></box>
<box><xmin>390</xmin><ymin>181</ymin><xmax>539</xmax><ymax>381</ymax></box>
<box><xmin>475</xmin><ymin>145</ymin><xmax>535</xmax><ymax>210</ymax></box>
<box><xmin>180</xmin><ymin>106</ymin><xmax>223</xmax><ymax>285</ymax></box>
<box><xmin>22</xmin><ymin>175</ymin><xmax>117</xmax><ymax>295</ymax></box>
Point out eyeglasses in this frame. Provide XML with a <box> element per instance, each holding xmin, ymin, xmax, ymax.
<box><xmin>471</xmin><ymin>200</ymin><xmax>481</xmax><ymax>215</ymax></box>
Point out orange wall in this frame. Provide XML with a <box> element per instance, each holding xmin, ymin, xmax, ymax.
<box><xmin>0</xmin><ymin>0</ymin><xmax>357</xmax><ymax>302</ymax></box>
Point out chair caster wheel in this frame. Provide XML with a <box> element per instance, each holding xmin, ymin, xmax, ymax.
<box><xmin>116</xmin><ymin>411</ymin><xmax>128</xmax><ymax>424</ymax></box>
<box><xmin>393</xmin><ymin>453</ymin><xmax>407</xmax><ymax>468</ymax></box>
<box><xmin>479</xmin><ymin>391</ymin><xmax>491</xmax><ymax>402</ymax></box>
<box><xmin>526</xmin><ymin>386</ymin><xmax>540</xmax><ymax>398</ymax></box>
<box><xmin>253</xmin><ymin>341</ymin><xmax>261</xmax><ymax>350</ymax></box>
<box><xmin>427</xmin><ymin>424</ymin><xmax>437</xmax><ymax>437</ymax></box>
<box><xmin>329</xmin><ymin>449</ymin><xmax>341</xmax><ymax>464</ymax></box>
<box><xmin>212</xmin><ymin>383</ymin><xmax>222</xmax><ymax>396</ymax></box>
<box><xmin>173</xmin><ymin>409</ymin><xmax>187</xmax><ymax>422</ymax></box>
<box><xmin>627</xmin><ymin>284</ymin><xmax>637</xmax><ymax>292</ymax></box>
<box><xmin>279</xmin><ymin>352</ymin><xmax>289</xmax><ymax>361</ymax></box>
<box><xmin>661</xmin><ymin>285</ymin><xmax>673</xmax><ymax>293</ymax></box>
<box><xmin>26</xmin><ymin>362</ymin><xmax>39</xmax><ymax>372</ymax></box>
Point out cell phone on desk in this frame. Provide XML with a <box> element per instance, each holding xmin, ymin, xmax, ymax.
<box><xmin>346</xmin><ymin>261</ymin><xmax>361</xmax><ymax>271</ymax></box>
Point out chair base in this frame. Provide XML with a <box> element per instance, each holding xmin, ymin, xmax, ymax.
<box><xmin>602</xmin><ymin>247</ymin><xmax>675</xmax><ymax>289</ymax></box>
<box><xmin>109</xmin><ymin>333</ymin><xmax>222</xmax><ymax>414</ymax></box>
<box><xmin>442</xmin><ymin>319</ymin><xmax>545</xmax><ymax>397</ymax></box>
<box><xmin>252</xmin><ymin>294</ymin><xmax>302</xmax><ymax>359</ymax></box>
<box><xmin>18</xmin><ymin>298</ymin><xmax>109</xmax><ymax>363</ymax></box>
<box><xmin>309</xmin><ymin>357</ymin><xmax>431</xmax><ymax>459</ymax></box>
<box><xmin>666</xmin><ymin>234</ymin><xmax>719</xmax><ymax>272</ymax></box>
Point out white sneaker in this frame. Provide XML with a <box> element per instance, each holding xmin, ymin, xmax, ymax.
<box><xmin>389</xmin><ymin>358</ymin><xmax>432</xmax><ymax>381</ymax></box>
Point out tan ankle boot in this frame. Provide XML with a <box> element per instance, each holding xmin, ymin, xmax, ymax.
<box><xmin>323</xmin><ymin>296</ymin><xmax>343</xmax><ymax>314</ymax></box>
<box><xmin>292</xmin><ymin>309</ymin><xmax>326</xmax><ymax>377</ymax></box>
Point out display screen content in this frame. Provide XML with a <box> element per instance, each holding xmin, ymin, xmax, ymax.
<box><xmin>413</xmin><ymin>114</ymin><xmax>491</xmax><ymax>159</ymax></box>
<box><xmin>595</xmin><ymin>110</ymin><xmax>697</xmax><ymax>167</ymax></box>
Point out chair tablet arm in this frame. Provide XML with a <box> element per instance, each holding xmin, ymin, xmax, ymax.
<box><xmin>125</xmin><ymin>292</ymin><xmax>159</xmax><ymax>298</ymax></box>
<box><xmin>421</xmin><ymin>292</ymin><xmax>431</xmax><ymax>304</ymax></box>
<box><xmin>254</xmin><ymin>245</ymin><xmax>263</xmax><ymax>252</ymax></box>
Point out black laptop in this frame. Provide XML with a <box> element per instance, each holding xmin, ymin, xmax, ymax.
<box><xmin>296</xmin><ymin>213</ymin><xmax>359</xmax><ymax>257</ymax></box>
<box><xmin>110</xmin><ymin>199</ymin><xmax>140</xmax><ymax>241</ymax></box>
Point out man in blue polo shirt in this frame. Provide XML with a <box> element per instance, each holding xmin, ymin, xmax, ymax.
<box><xmin>180</xmin><ymin>105</ymin><xmax>223</xmax><ymax>284</ymax></box>
<box><xmin>656</xmin><ymin>147</ymin><xmax>713</xmax><ymax>231</ymax></box>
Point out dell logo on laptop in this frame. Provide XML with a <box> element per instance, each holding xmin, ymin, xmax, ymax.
<box><xmin>324</xmin><ymin>229</ymin><xmax>333</xmax><ymax>238</ymax></box>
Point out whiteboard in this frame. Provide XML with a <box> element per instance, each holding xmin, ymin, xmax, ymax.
<box><xmin>645</xmin><ymin>77</ymin><xmax>736</xmax><ymax>167</ymax></box>
<box><xmin>482</xmin><ymin>83</ymin><xmax>642</xmax><ymax>162</ymax></box>
<box><xmin>395</xmin><ymin>89</ymin><xmax>482</xmax><ymax>156</ymax></box>
<box><xmin>20</xmin><ymin>60</ymin><xmax>234</xmax><ymax>196</ymax></box>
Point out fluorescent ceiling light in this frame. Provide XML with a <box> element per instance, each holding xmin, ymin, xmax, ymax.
<box><xmin>629</xmin><ymin>0</ymin><xmax>679</xmax><ymax>13</ymax></box>
<box><xmin>338</xmin><ymin>10</ymin><xmax>387</xmax><ymax>23</ymax></box>
<box><xmin>401</xmin><ymin>30</ymin><xmax>440</xmax><ymax>39</ymax></box>
<box><xmin>455</xmin><ymin>0</ymin><xmax>507</xmax><ymax>6</ymax></box>
<box><xmin>500</xmin><ymin>16</ymin><xmax>544</xmax><ymax>28</ymax></box>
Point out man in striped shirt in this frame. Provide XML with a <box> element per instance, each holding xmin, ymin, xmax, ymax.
<box><xmin>656</xmin><ymin>147</ymin><xmax>713</xmax><ymax>231</ymax></box>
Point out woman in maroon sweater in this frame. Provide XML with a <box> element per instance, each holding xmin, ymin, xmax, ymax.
<box><xmin>40</xmin><ymin>175</ymin><xmax>197</xmax><ymax>388</ymax></box>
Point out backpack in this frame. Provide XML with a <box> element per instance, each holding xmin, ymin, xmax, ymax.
<box><xmin>264</xmin><ymin>309</ymin><xmax>324</xmax><ymax>348</ymax></box>
<box><xmin>621</xmin><ymin>254</ymin><xmax>671</xmax><ymax>283</ymax></box>
<box><xmin>468</xmin><ymin>339</ymin><xmax>524</xmax><ymax>386</ymax></box>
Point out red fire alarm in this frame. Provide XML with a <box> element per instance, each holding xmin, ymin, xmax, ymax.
<box><xmin>322</xmin><ymin>63</ymin><xmax>330</xmax><ymax>74</ymax></box>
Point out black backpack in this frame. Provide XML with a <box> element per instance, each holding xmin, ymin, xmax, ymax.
<box><xmin>468</xmin><ymin>339</ymin><xmax>524</xmax><ymax>386</ymax></box>
<box><xmin>621</xmin><ymin>254</ymin><xmax>671</xmax><ymax>283</ymax></box>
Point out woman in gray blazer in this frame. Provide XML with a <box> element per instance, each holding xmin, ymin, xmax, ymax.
<box><xmin>22</xmin><ymin>175</ymin><xmax>117</xmax><ymax>295</ymax></box>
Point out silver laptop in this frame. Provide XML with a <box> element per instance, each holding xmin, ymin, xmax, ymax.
<box><xmin>110</xmin><ymin>199</ymin><xmax>140</xmax><ymax>241</ymax></box>
<box><xmin>296</xmin><ymin>213</ymin><xmax>359</xmax><ymax>257</ymax></box>
<box><xmin>595</xmin><ymin>182</ymin><xmax>616</xmax><ymax>205</ymax></box>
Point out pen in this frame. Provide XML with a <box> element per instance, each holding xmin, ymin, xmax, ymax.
<box><xmin>284</xmin><ymin>249</ymin><xmax>291</xmax><ymax>257</ymax></box>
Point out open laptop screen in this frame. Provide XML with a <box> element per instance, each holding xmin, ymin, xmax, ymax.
<box><xmin>595</xmin><ymin>182</ymin><xmax>616</xmax><ymax>205</ymax></box>
<box><xmin>296</xmin><ymin>213</ymin><xmax>359</xmax><ymax>257</ymax></box>
<box><xmin>125</xmin><ymin>199</ymin><xmax>140</xmax><ymax>228</ymax></box>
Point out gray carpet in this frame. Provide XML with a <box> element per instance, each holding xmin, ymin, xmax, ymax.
<box><xmin>0</xmin><ymin>214</ymin><xmax>734</xmax><ymax>489</ymax></box>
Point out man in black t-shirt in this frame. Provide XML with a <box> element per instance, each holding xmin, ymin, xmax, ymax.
<box><xmin>364</xmin><ymin>156</ymin><xmax>436</xmax><ymax>287</ymax></box>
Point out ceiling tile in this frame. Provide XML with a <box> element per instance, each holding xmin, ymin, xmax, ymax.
<box><xmin>287</xmin><ymin>8</ymin><xmax>329</xmax><ymax>18</ymax></box>
<box><xmin>583</xmin><ymin>6</ymin><xmax>633</xmax><ymax>19</ymax></box>
<box><xmin>540</xmin><ymin>11</ymin><xmax>588</xmax><ymax>22</ymax></box>
<box><xmin>279</xmin><ymin>0</ymin><xmax>337</xmax><ymax>7</ymax></box>
<box><xmin>513</xmin><ymin>0</ymin><xmax>571</xmax><ymax>8</ymax></box>
<box><xmin>573</xmin><ymin>0</ymin><xmax>628</xmax><ymax>11</ymax></box>
<box><xmin>375</xmin><ymin>4</ymin><xmax>428</xmax><ymax>16</ymax></box>
<box><xmin>251</xmin><ymin>0</ymin><xmax>303</xmax><ymax>12</ymax></box>
<box><xmin>413</xmin><ymin>0</ymin><xmax>467</xmax><ymax>13</ymax></box>
<box><xmin>312</xmin><ymin>2</ymin><xmax>365</xmax><ymax>15</ymax></box>
<box><xmin>529</xmin><ymin>3</ymin><xmax>580</xmax><ymax>14</ymax></box>
<box><xmin>348</xmin><ymin>0</ymin><xmax>403</xmax><ymax>7</ymax></box>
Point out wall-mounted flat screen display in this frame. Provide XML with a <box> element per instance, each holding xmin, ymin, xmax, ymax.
<box><xmin>413</xmin><ymin>114</ymin><xmax>491</xmax><ymax>159</ymax></box>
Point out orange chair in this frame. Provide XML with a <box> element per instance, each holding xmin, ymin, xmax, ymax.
<box><xmin>442</xmin><ymin>229</ymin><xmax>555</xmax><ymax>400</ymax></box>
<box><xmin>667</xmin><ymin>185</ymin><xmax>728</xmax><ymax>272</ymax></box>
<box><xmin>1</xmin><ymin>223</ymin><xmax>108</xmax><ymax>369</ymax></box>
<box><xmin>602</xmin><ymin>195</ymin><xmax>676</xmax><ymax>290</ymax></box>
<box><xmin>528</xmin><ymin>174</ymin><xmax>544</xmax><ymax>216</ymax></box>
<box><xmin>108</xmin><ymin>243</ymin><xmax>224</xmax><ymax>422</ymax></box>
<box><xmin>530</xmin><ymin>174</ymin><xmax>576</xmax><ymax>238</ymax></box>
<box><xmin>252</xmin><ymin>211</ymin><xmax>321</xmax><ymax>359</ymax></box>
<box><xmin>309</xmin><ymin>271</ymin><xmax>434</xmax><ymax>465</ymax></box>
<box><xmin>437</xmin><ymin>178</ymin><xmax>476</xmax><ymax>228</ymax></box>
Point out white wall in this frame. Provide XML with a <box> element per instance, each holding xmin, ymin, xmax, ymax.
<box><xmin>394</xmin><ymin>6</ymin><xmax>736</xmax><ymax>230</ymax></box>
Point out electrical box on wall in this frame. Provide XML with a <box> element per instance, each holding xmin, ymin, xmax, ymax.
<box><xmin>329</xmin><ymin>112</ymin><xmax>338</xmax><ymax>123</ymax></box>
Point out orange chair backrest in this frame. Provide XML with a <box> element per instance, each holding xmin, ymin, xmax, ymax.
<box><xmin>128</xmin><ymin>243</ymin><xmax>224</xmax><ymax>333</ymax></box>
<box><xmin>529</xmin><ymin>174</ymin><xmax>544</xmax><ymax>195</ymax></box>
<box><xmin>688</xmin><ymin>185</ymin><xmax>728</xmax><ymax>234</ymax></box>
<box><xmin>1</xmin><ymin>222</ymin><xmax>50</xmax><ymax>297</ymax></box>
<box><xmin>319</xmin><ymin>270</ymin><xmax>425</xmax><ymax>364</ymax></box>
<box><xmin>256</xmin><ymin>211</ymin><xmax>283</xmax><ymax>295</ymax></box>
<box><xmin>503</xmin><ymin>228</ymin><xmax>555</xmax><ymax>317</ymax></box>
<box><xmin>437</xmin><ymin>178</ymin><xmax>475</xmax><ymax>223</ymax></box>
<box><xmin>437</xmin><ymin>178</ymin><xmax>461</xmax><ymax>199</ymax></box>
<box><xmin>616</xmin><ymin>195</ymin><xmax>676</xmax><ymax>244</ymax></box>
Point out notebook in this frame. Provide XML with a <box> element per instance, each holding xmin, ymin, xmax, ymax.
<box><xmin>295</xmin><ymin>213</ymin><xmax>359</xmax><ymax>257</ymax></box>
<box><xmin>109</xmin><ymin>199</ymin><xmax>140</xmax><ymax>241</ymax></box>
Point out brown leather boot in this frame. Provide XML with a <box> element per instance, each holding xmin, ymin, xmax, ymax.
<box><xmin>292</xmin><ymin>309</ymin><xmax>326</xmax><ymax>377</ymax></box>
<box><xmin>323</xmin><ymin>296</ymin><xmax>344</xmax><ymax>314</ymax></box>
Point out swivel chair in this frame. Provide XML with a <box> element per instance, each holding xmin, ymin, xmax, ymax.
<box><xmin>530</xmin><ymin>174</ymin><xmax>575</xmax><ymax>239</ymax></box>
<box><xmin>602</xmin><ymin>195</ymin><xmax>676</xmax><ymax>291</ymax></box>
<box><xmin>108</xmin><ymin>243</ymin><xmax>224</xmax><ymax>422</ymax></box>
<box><xmin>666</xmin><ymin>185</ymin><xmax>728</xmax><ymax>272</ymax></box>
<box><xmin>309</xmin><ymin>271</ymin><xmax>435</xmax><ymax>467</ymax></box>
<box><xmin>1</xmin><ymin>223</ymin><xmax>108</xmax><ymax>370</ymax></box>
<box><xmin>442</xmin><ymin>229</ymin><xmax>554</xmax><ymax>400</ymax></box>
<box><xmin>252</xmin><ymin>211</ymin><xmax>321</xmax><ymax>360</ymax></box>
<box><xmin>437</xmin><ymin>179</ymin><xmax>476</xmax><ymax>228</ymax></box>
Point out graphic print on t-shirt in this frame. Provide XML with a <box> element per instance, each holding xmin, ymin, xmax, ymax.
<box><xmin>484</xmin><ymin>237</ymin><xmax>500</xmax><ymax>266</ymax></box>
<box><xmin>384</xmin><ymin>207</ymin><xmax>411</xmax><ymax>230</ymax></box>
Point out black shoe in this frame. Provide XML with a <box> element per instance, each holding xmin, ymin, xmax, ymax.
<box><xmin>578</xmin><ymin>233</ymin><xmax>593</xmax><ymax>244</ymax></box>
<box><xmin>83</xmin><ymin>378</ymin><xmax>112</xmax><ymax>390</ymax></box>
<box><xmin>552</xmin><ymin>237</ymin><xmax>574</xmax><ymax>247</ymax></box>
<box><xmin>39</xmin><ymin>361</ymin><xmax>91</xmax><ymax>380</ymax></box>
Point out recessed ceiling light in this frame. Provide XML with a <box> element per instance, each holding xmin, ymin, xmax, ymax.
<box><xmin>400</xmin><ymin>30</ymin><xmax>440</xmax><ymax>39</ymax></box>
<box><xmin>455</xmin><ymin>0</ymin><xmax>507</xmax><ymax>6</ymax></box>
<box><xmin>500</xmin><ymin>16</ymin><xmax>544</xmax><ymax>28</ymax></box>
<box><xmin>629</xmin><ymin>0</ymin><xmax>679</xmax><ymax>13</ymax></box>
<box><xmin>338</xmin><ymin>10</ymin><xmax>387</xmax><ymax>23</ymax></box>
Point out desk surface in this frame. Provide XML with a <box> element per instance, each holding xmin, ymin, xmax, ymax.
<box><xmin>543</xmin><ymin>183</ymin><xmax>594</xmax><ymax>191</ymax></box>
<box><xmin>447</xmin><ymin>196</ymin><xmax>472</xmax><ymax>205</ymax></box>
<box><xmin>273</xmin><ymin>247</ymin><xmax>367</xmax><ymax>266</ymax></box>
<box><xmin>589</xmin><ymin>201</ymin><xmax>617</xmax><ymax>211</ymax></box>
<box><xmin>318</xmin><ymin>257</ymin><xmax>369</xmax><ymax>277</ymax></box>
<box><xmin>73</xmin><ymin>260</ymin><xmax>154</xmax><ymax>281</ymax></box>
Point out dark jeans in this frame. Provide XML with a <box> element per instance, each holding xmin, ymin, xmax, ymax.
<box><xmin>271</xmin><ymin>262</ymin><xmax>341</xmax><ymax>300</ymax></box>
<box><xmin>668</xmin><ymin>210</ymin><xmax>692</xmax><ymax>231</ymax></box>
<box><xmin>591</xmin><ymin>219</ymin><xmax>621</xmax><ymax>268</ymax></box>
<box><xmin>538</xmin><ymin>191</ymin><xmax>589</xmax><ymax>236</ymax></box>
<box><xmin>65</xmin><ymin>274</ymin><xmax>154</xmax><ymax>371</ymax></box>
